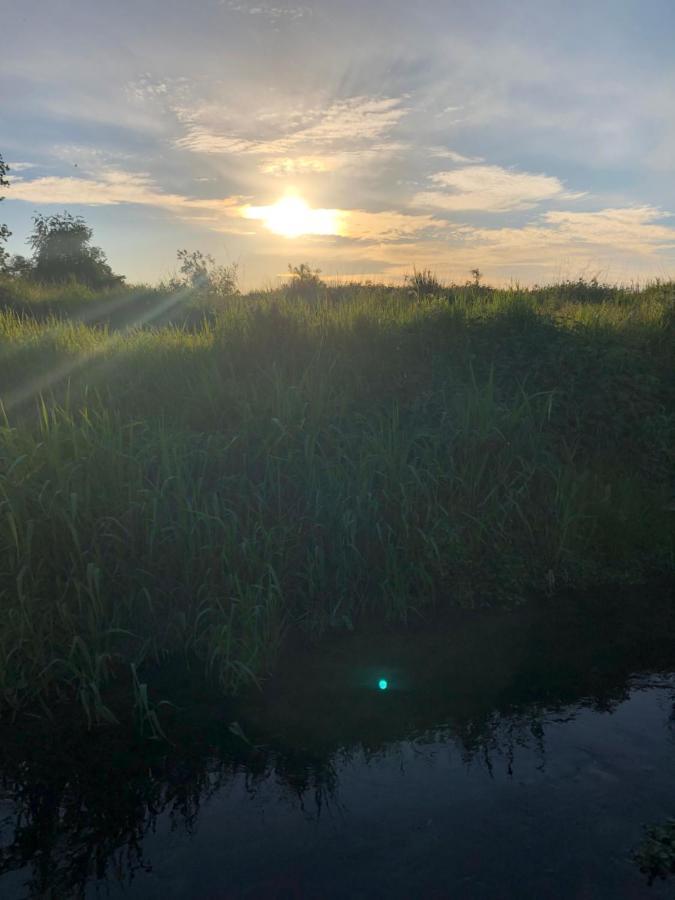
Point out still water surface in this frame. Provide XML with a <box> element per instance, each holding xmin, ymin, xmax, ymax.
<box><xmin>1</xmin><ymin>594</ymin><xmax>674</xmax><ymax>898</ymax></box>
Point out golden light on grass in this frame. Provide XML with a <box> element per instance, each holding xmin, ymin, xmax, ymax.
<box><xmin>243</xmin><ymin>195</ymin><xmax>343</xmax><ymax>238</ymax></box>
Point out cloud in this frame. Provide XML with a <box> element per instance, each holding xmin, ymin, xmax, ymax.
<box><xmin>126</xmin><ymin>74</ymin><xmax>170</xmax><ymax>102</ymax></box>
<box><xmin>277</xmin><ymin>206</ymin><xmax>675</xmax><ymax>285</ymax></box>
<box><xmin>6</xmin><ymin>168</ymin><xmax>247</xmax><ymax>229</ymax></box>
<box><xmin>427</xmin><ymin>148</ymin><xmax>483</xmax><ymax>163</ymax></box>
<box><xmin>435</xmin><ymin>206</ymin><xmax>675</xmax><ymax>276</ymax></box>
<box><xmin>258</xmin><ymin>156</ymin><xmax>335</xmax><ymax>175</ymax></box>
<box><xmin>540</xmin><ymin>207</ymin><xmax>675</xmax><ymax>251</ymax></box>
<box><xmin>7</xmin><ymin>167</ymin><xmax>443</xmax><ymax>245</ymax></box>
<box><xmin>343</xmin><ymin>209</ymin><xmax>445</xmax><ymax>242</ymax></box>
<box><xmin>435</xmin><ymin>105</ymin><xmax>464</xmax><ymax>118</ymax></box>
<box><xmin>223</xmin><ymin>2</ymin><xmax>311</xmax><ymax>20</ymax></box>
<box><xmin>240</xmin><ymin>197</ymin><xmax>446</xmax><ymax>242</ymax></box>
<box><xmin>450</xmin><ymin>206</ymin><xmax>675</xmax><ymax>259</ymax></box>
<box><xmin>258</xmin><ymin>143</ymin><xmax>408</xmax><ymax>175</ymax></box>
<box><xmin>414</xmin><ymin>165</ymin><xmax>584</xmax><ymax>212</ymax></box>
<box><xmin>290</xmin><ymin>97</ymin><xmax>407</xmax><ymax>145</ymax></box>
<box><xmin>175</xmin><ymin>95</ymin><xmax>409</xmax><ymax>173</ymax></box>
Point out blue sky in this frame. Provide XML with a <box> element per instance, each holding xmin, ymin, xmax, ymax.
<box><xmin>2</xmin><ymin>0</ymin><xmax>675</xmax><ymax>287</ymax></box>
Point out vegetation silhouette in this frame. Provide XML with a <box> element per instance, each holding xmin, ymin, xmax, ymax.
<box><xmin>0</xmin><ymin>259</ymin><xmax>673</xmax><ymax>726</ymax></box>
<box><xmin>0</xmin><ymin>154</ymin><xmax>10</xmax><ymax>272</ymax></box>
<box><xmin>26</xmin><ymin>212</ymin><xmax>124</xmax><ymax>289</ymax></box>
<box><xmin>286</xmin><ymin>262</ymin><xmax>324</xmax><ymax>300</ymax></box>
<box><xmin>173</xmin><ymin>248</ymin><xmax>239</xmax><ymax>297</ymax></box>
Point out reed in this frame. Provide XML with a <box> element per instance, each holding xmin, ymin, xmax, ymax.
<box><xmin>0</xmin><ymin>279</ymin><xmax>673</xmax><ymax>724</ymax></box>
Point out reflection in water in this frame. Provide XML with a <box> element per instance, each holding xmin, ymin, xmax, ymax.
<box><xmin>1</xmin><ymin>591</ymin><xmax>675</xmax><ymax>899</ymax></box>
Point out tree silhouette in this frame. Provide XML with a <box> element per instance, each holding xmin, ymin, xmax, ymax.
<box><xmin>175</xmin><ymin>248</ymin><xmax>239</xmax><ymax>296</ymax></box>
<box><xmin>0</xmin><ymin>153</ymin><xmax>11</xmax><ymax>271</ymax></box>
<box><xmin>28</xmin><ymin>212</ymin><xmax>124</xmax><ymax>288</ymax></box>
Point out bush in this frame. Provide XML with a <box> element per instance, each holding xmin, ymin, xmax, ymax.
<box><xmin>173</xmin><ymin>249</ymin><xmax>239</xmax><ymax>299</ymax></box>
<box><xmin>544</xmin><ymin>276</ymin><xmax>616</xmax><ymax>304</ymax></box>
<box><xmin>286</xmin><ymin>263</ymin><xmax>324</xmax><ymax>301</ymax></box>
<box><xmin>405</xmin><ymin>268</ymin><xmax>443</xmax><ymax>301</ymax></box>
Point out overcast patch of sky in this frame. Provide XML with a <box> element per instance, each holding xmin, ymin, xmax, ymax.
<box><xmin>1</xmin><ymin>0</ymin><xmax>674</xmax><ymax>284</ymax></box>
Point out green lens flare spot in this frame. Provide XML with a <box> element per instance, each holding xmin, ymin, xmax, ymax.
<box><xmin>378</xmin><ymin>679</ymin><xmax>388</xmax><ymax>691</ymax></box>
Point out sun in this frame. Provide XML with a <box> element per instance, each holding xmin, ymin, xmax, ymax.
<box><xmin>244</xmin><ymin>195</ymin><xmax>342</xmax><ymax>238</ymax></box>
<box><xmin>261</xmin><ymin>196</ymin><xmax>316</xmax><ymax>238</ymax></box>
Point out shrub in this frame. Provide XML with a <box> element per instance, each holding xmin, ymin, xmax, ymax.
<box><xmin>405</xmin><ymin>268</ymin><xmax>443</xmax><ymax>301</ymax></box>
<box><xmin>286</xmin><ymin>263</ymin><xmax>324</xmax><ymax>301</ymax></box>
<box><xmin>173</xmin><ymin>249</ymin><xmax>239</xmax><ymax>299</ymax></box>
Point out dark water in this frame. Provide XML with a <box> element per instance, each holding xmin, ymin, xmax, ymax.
<box><xmin>2</xmin><ymin>593</ymin><xmax>675</xmax><ymax>899</ymax></box>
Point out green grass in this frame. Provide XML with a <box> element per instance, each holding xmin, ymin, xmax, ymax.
<box><xmin>0</xmin><ymin>277</ymin><xmax>673</xmax><ymax>726</ymax></box>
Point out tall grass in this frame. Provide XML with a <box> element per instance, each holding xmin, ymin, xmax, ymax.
<box><xmin>0</xmin><ymin>280</ymin><xmax>673</xmax><ymax>725</ymax></box>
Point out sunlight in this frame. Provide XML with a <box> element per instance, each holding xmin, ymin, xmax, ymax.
<box><xmin>244</xmin><ymin>195</ymin><xmax>342</xmax><ymax>238</ymax></box>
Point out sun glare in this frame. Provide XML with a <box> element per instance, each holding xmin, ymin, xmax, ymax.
<box><xmin>244</xmin><ymin>195</ymin><xmax>342</xmax><ymax>238</ymax></box>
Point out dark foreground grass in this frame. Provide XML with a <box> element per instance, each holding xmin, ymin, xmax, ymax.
<box><xmin>0</xmin><ymin>280</ymin><xmax>673</xmax><ymax>726</ymax></box>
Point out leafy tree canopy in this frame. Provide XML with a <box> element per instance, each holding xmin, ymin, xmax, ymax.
<box><xmin>174</xmin><ymin>249</ymin><xmax>239</xmax><ymax>297</ymax></box>
<box><xmin>0</xmin><ymin>153</ymin><xmax>11</xmax><ymax>272</ymax></box>
<box><xmin>0</xmin><ymin>154</ymin><xmax>9</xmax><ymax>193</ymax></box>
<box><xmin>27</xmin><ymin>212</ymin><xmax>124</xmax><ymax>288</ymax></box>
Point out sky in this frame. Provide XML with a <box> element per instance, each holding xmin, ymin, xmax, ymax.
<box><xmin>2</xmin><ymin>0</ymin><xmax>675</xmax><ymax>288</ymax></box>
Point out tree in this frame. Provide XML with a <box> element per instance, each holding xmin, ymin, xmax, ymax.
<box><xmin>27</xmin><ymin>212</ymin><xmax>124</xmax><ymax>288</ymax></box>
<box><xmin>0</xmin><ymin>154</ymin><xmax>11</xmax><ymax>272</ymax></box>
<box><xmin>3</xmin><ymin>254</ymin><xmax>33</xmax><ymax>278</ymax></box>
<box><xmin>174</xmin><ymin>249</ymin><xmax>239</xmax><ymax>297</ymax></box>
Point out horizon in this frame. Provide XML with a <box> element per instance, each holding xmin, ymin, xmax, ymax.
<box><xmin>2</xmin><ymin>0</ymin><xmax>675</xmax><ymax>289</ymax></box>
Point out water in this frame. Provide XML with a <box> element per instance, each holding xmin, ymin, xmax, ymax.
<box><xmin>1</xmin><ymin>593</ymin><xmax>675</xmax><ymax>898</ymax></box>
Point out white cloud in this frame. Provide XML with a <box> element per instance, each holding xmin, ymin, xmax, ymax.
<box><xmin>258</xmin><ymin>143</ymin><xmax>408</xmax><ymax>175</ymax></box>
<box><xmin>175</xmin><ymin>95</ymin><xmax>409</xmax><ymax>173</ymax></box>
<box><xmin>223</xmin><ymin>2</ymin><xmax>311</xmax><ymax>20</ymax></box>
<box><xmin>435</xmin><ymin>105</ymin><xmax>464</xmax><ymax>118</ymax></box>
<box><xmin>9</xmin><ymin>167</ymin><xmax>673</xmax><ymax>286</ymax></box>
<box><xmin>275</xmin><ymin>206</ymin><xmax>675</xmax><ymax>284</ymax></box>
<box><xmin>126</xmin><ymin>74</ymin><xmax>169</xmax><ymax>102</ymax></box>
<box><xmin>427</xmin><ymin>148</ymin><xmax>483</xmax><ymax>163</ymax></box>
<box><xmin>6</xmin><ymin>167</ymin><xmax>443</xmax><ymax>245</ymax></box>
<box><xmin>290</xmin><ymin>97</ymin><xmax>407</xmax><ymax>144</ymax></box>
<box><xmin>175</xmin><ymin>132</ymin><xmax>261</xmax><ymax>155</ymax></box>
<box><xmin>450</xmin><ymin>206</ymin><xmax>675</xmax><ymax>258</ymax></box>
<box><xmin>414</xmin><ymin>165</ymin><xmax>584</xmax><ymax>212</ymax></box>
<box><xmin>240</xmin><ymin>197</ymin><xmax>445</xmax><ymax>241</ymax></box>
<box><xmin>437</xmin><ymin>206</ymin><xmax>675</xmax><ymax>275</ymax></box>
<box><xmin>344</xmin><ymin>209</ymin><xmax>445</xmax><ymax>242</ymax></box>
<box><xmin>6</xmin><ymin>168</ymin><xmax>248</xmax><ymax>230</ymax></box>
<box><xmin>258</xmin><ymin>156</ymin><xmax>334</xmax><ymax>175</ymax></box>
<box><xmin>536</xmin><ymin>206</ymin><xmax>675</xmax><ymax>252</ymax></box>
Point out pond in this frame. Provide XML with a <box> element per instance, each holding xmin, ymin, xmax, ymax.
<box><xmin>1</xmin><ymin>590</ymin><xmax>675</xmax><ymax>898</ymax></box>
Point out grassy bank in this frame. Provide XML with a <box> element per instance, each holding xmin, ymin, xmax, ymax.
<box><xmin>0</xmin><ymin>278</ymin><xmax>673</xmax><ymax>725</ymax></box>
